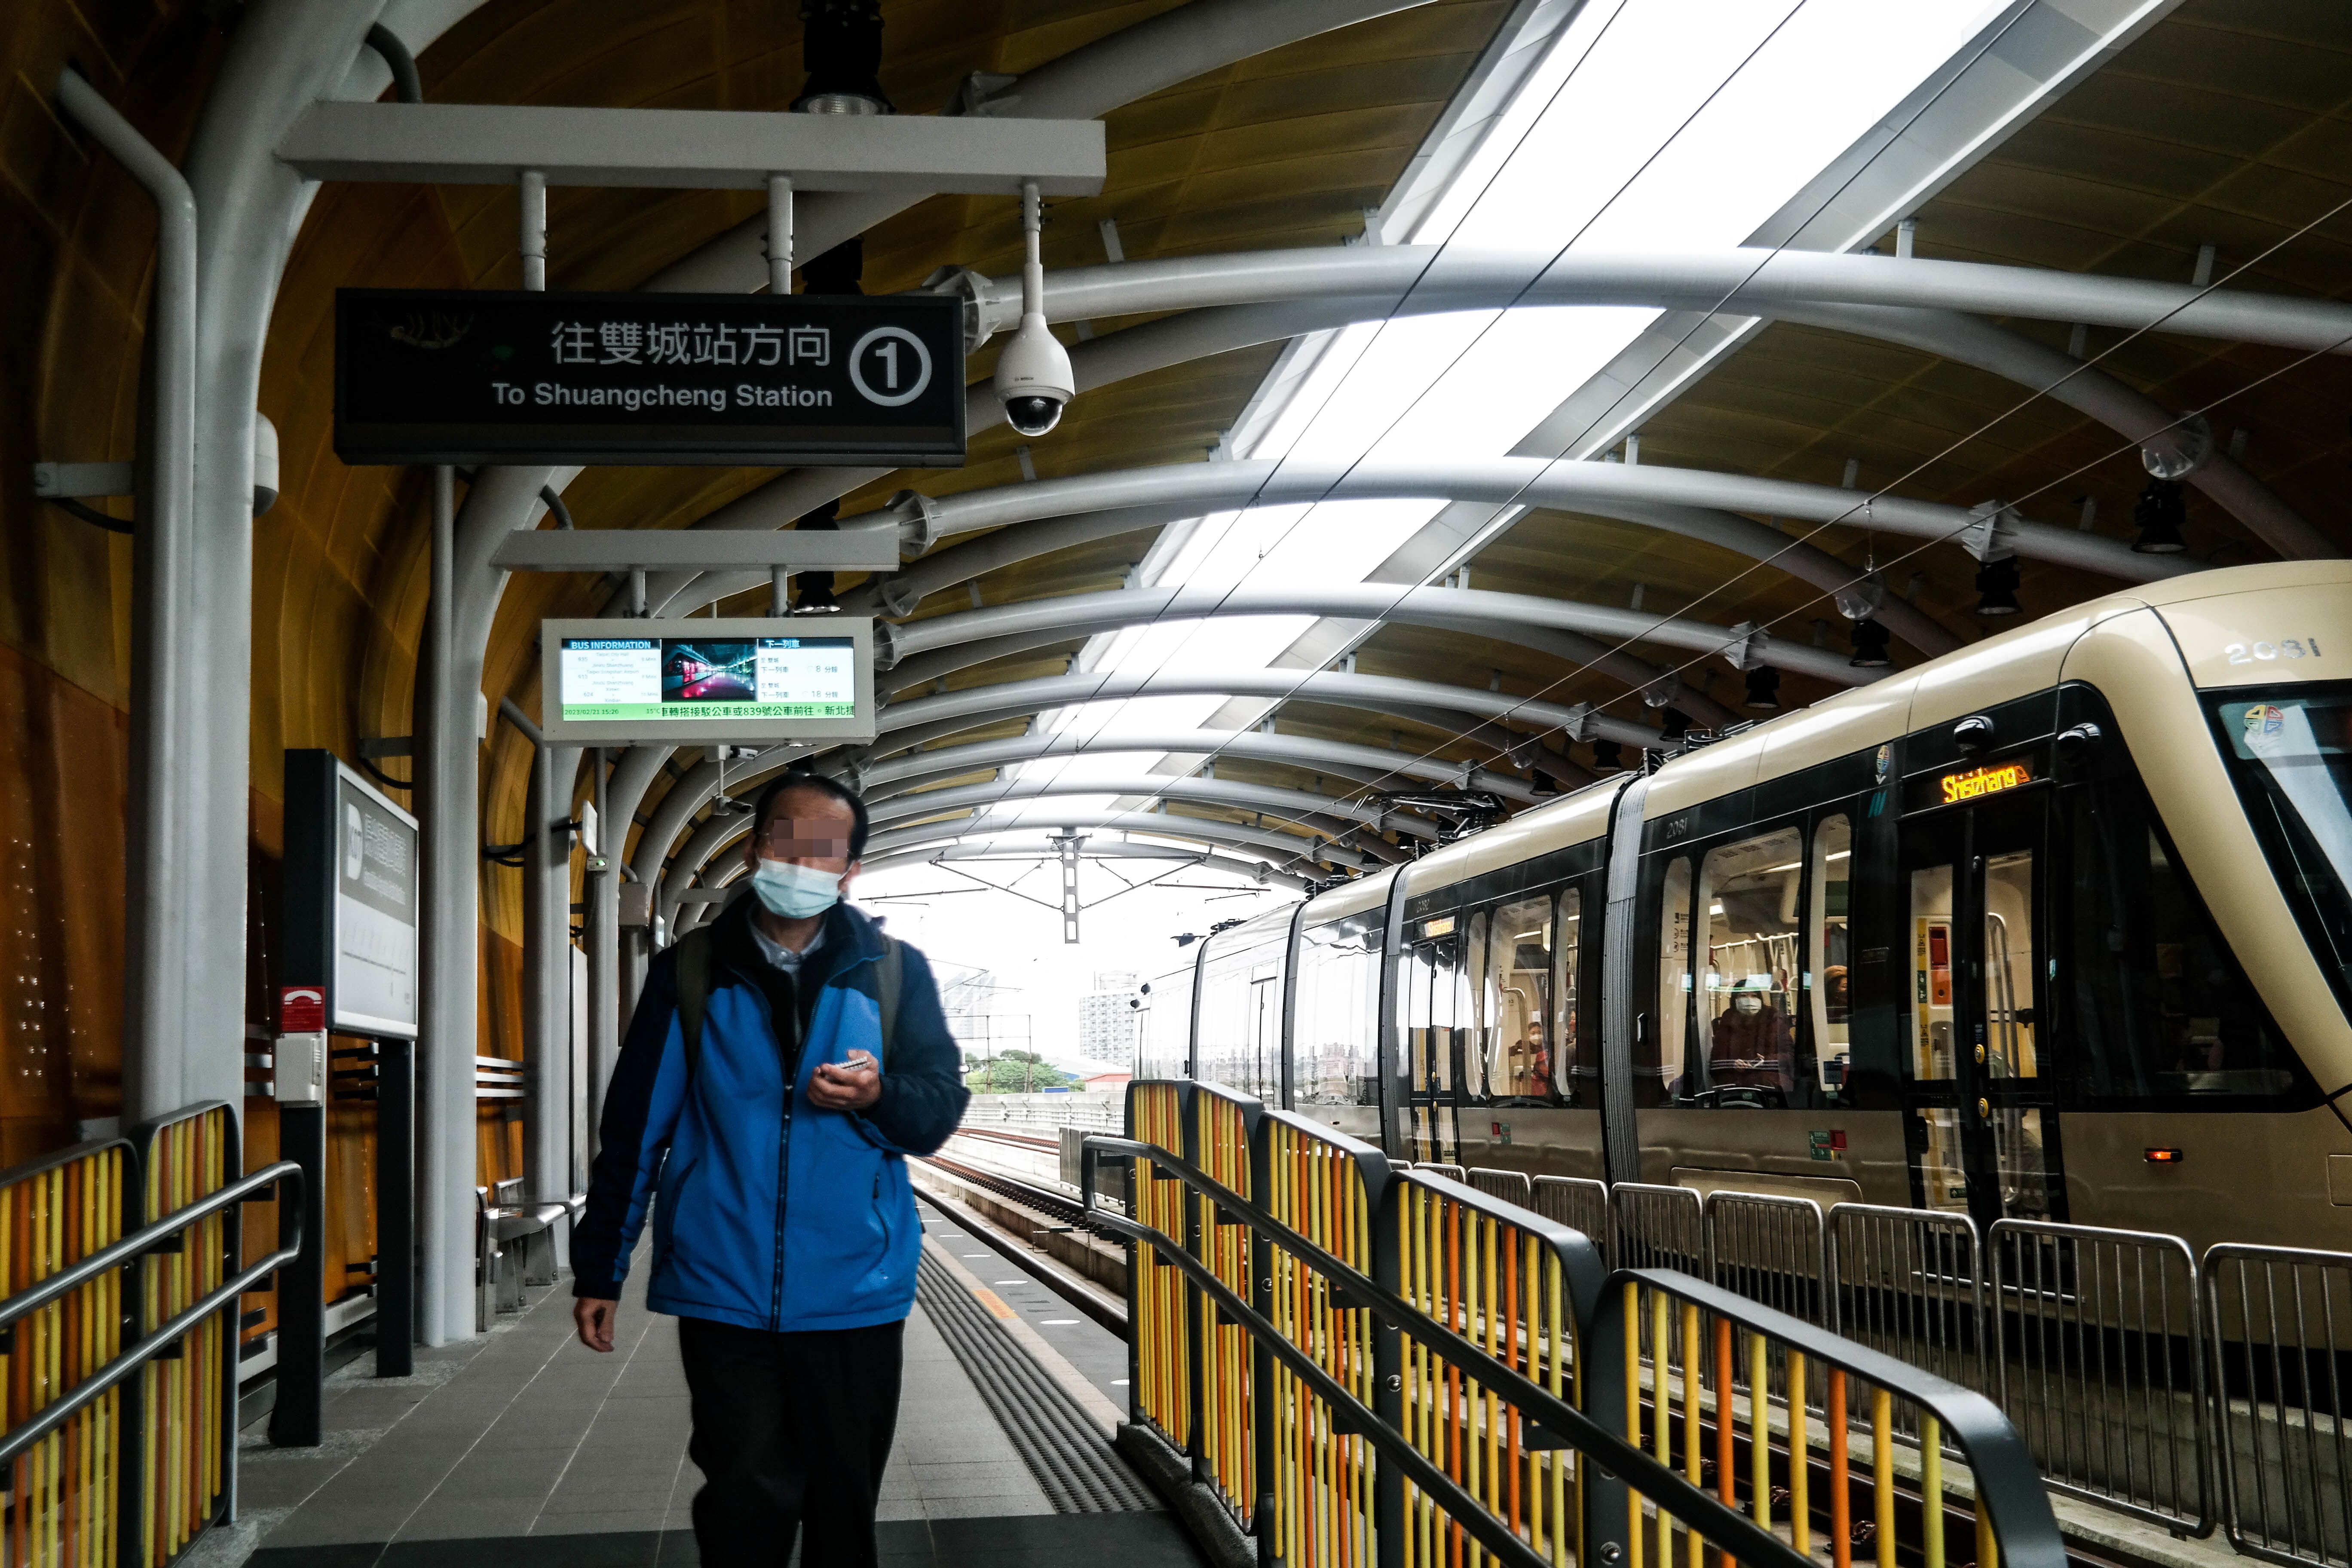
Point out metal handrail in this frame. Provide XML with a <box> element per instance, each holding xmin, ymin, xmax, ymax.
<box><xmin>1085</xmin><ymin>1129</ymin><xmax>1805</xmax><ymax>1568</ymax></box>
<box><xmin>0</xmin><ymin>1134</ymin><xmax>135</xmax><ymax>1194</ymax></box>
<box><xmin>1594</xmin><ymin>1264</ymin><xmax>2068</xmax><ymax>1568</ymax></box>
<box><xmin>0</xmin><ymin>1159</ymin><xmax>302</xmax><ymax>1468</ymax></box>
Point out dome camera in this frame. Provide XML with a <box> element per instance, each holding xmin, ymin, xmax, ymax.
<box><xmin>994</xmin><ymin>315</ymin><xmax>1072</xmax><ymax>438</ymax></box>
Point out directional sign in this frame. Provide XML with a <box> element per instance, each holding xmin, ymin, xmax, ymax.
<box><xmin>334</xmin><ymin>288</ymin><xmax>966</xmax><ymax>467</ymax></box>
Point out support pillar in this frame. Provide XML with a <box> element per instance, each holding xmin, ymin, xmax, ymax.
<box><xmin>418</xmin><ymin>465</ymin><xmax>479</xmax><ymax>1346</ymax></box>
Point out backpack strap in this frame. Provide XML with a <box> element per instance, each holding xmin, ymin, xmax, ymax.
<box><xmin>673</xmin><ymin>926</ymin><xmax>716</xmax><ymax>1081</ymax></box>
<box><xmin>876</xmin><ymin>937</ymin><xmax>902</xmax><ymax>1069</ymax></box>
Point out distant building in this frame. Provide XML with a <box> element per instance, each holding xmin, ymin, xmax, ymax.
<box><xmin>1077</xmin><ymin>983</ymin><xmax>1141</xmax><ymax>1061</ymax></box>
<box><xmin>1081</xmin><ymin>1071</ymin><xmax>1132</xmax><ymax>1092</ymax></box>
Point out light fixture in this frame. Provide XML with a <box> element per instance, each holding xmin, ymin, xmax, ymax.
<box><xmin>793</xmin><ymin>0</ymin><xmax>891</xmax><ymax>116</ymax></box>
<box><xmin>1743</xmin><ymin>667</ymin><xmax>1781</xmax><ymax>710</ymax></box>
<box><xmin>1973</xmin><ymin>555</ymin><xmax>2021</xmax><ymax>616</ymax></box>
<box><xmin>1590</xmin><ymin>739</ymin><xmax>1625</xmax><ymax>774</ymax></box>
<box><xmin>1850</xmin><ymin>618</ymin><xmax>1892</xmax><ymax>669</ymax></box>
<box><xmin>2132</xmin><ymin>478</ymin><xmax>2187</xmax><ymax>554</ymax></box>
<box><xmin>1658</xmin><ymin>707</ymin><xmax>1691</xmax><ymax>741</ymax></box>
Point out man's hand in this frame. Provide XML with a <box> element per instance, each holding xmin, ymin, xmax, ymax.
<box><xmin>574</xmin><ymin>1296</ymin><xmax>618</xmax><ymax>1353</ymax></box>
<box><xmin>809</xmin><ymin>1047</ymin><xmax>882</xmax><ymax>1112</ymax></box>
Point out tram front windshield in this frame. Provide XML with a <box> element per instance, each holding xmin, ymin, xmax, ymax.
<box><xmin>2210</xmin><ymin>685</ymin><xmax>2352</xmax><ymax>1015</ymax></box>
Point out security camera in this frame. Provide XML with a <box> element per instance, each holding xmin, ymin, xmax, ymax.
<box><xmin>994</xmin><ymin>313</ymin><xmax>1072</xmax><ymax>438</ymax></box>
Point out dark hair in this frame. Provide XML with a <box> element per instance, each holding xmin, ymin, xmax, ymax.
<box><xmin>752</xmin><ymin>770</ymin><xmax>870</xmax><ymax>861</ymax></box>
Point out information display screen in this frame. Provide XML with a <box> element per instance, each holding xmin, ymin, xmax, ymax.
<box><xmin>539</xmin><ymin>616</ymin><xmax>875</xmax><ymax>743</ymax></box>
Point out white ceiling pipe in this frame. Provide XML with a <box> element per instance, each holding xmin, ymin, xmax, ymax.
<box><xmin>975</xmin><ymin>245</ymin><xmax>2352</xmax><ymax>359</ymax></box>
<box><xmin>873</xmin><ymin>457</ymin><xmax>2195</xmax><ymax>583</ymax></box>
<box><xmin>877</xmin><ymin>616</ymin><xmax>1743</xmax><ymax>729</ymax></box>
<box><xmin>873</xmin><ymin>772</ymin><xmax>1435</xmax><ymax>841</ymax></box>
<box><xmin>859</xmin><ymin>839</ymin><xmax>1316</xmax><ymax>891</ymax></box>
<box><xmin>653</xmin><ymin>266</ymin><xmax>2324</xmax><ymax>628</ymax></box>
<box><xmin>882</xmin><ymin>583</ymin><xmax>1870</xmax><ymax>687</ymax></box>
<box><xmin>860</xmin><ymin>729</ymin><xmax>1545</xmax><ymax>804</ymax></box>
<box><xmin>681</xmin><ymin>802</ymin><xmax>1387</xmax><ymax>896</ymax></box>
<box><xmin>866</xmin><ymin>808</ymin><xmax>1383</xmax><ymax>870</ymax></box>
<box><xmin>874</xmin><ymin>665</ymin><xmax>1657</xmax><ymax>753</ymax></box>
<box><xmin>1781</xmin><ymin>301</ymin><xmax>2330</xmax><ymax>560</ymax></box>
<box><xmin>646</xmin><ymin>720</ymin><xmax>1552</xmax><ymax>926</ymax></box>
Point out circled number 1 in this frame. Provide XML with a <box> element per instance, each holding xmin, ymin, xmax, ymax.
<box><xmin>2225</xmin><ymin>637</ymin><xmax>2323</xmax><ymax>664</ymax></box>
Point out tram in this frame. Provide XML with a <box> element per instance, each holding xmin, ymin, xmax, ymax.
<box><xmin>1136</xmin><ymin>562</ymin><xmax>2352</xmax><ymax>1257</ymax></box>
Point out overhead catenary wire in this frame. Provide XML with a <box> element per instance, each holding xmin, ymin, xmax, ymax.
<box><xmin>1102</xmin><ymin>16</ymin><xmax>2352</xmax><ymax>873</ymax></box>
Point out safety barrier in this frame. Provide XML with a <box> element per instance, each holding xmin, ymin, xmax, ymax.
<box><xmin>1706</xmin><ymin>1191</ymin><xmax>1826</xmax><ymax>1329</ymax></box>
<box><xmin>2205</xmin><ymin>1245</ymin><xmax>2352</xmax><ymax>1568</ymax></box>
<box><xmin>0</xmin><ymin>1105</ymin><xmax>303</xmax><ymax>1568</ymax></box>
<box><xmin>1531</xmin><ymin>1175</ymin><xmax>1609</xmax><ymax>1261</ymax></box>
<box><xmin>1991</xmin><ymin>1219</ymin><xmax>2208</xmax><ymax>1534</ymax></box>
<box><xmin>1613</xmin><ymin>1182</ymin><xmax>1706</xmax><ymax>1275</ymax></box>
<box><xmin>1827</xmin><ymin>1202</ymin><xmax>1988</xmax><ymax>1442</ymax></box>
<box><xmin>1090</xmin><ymin>1081</ymin><xmax>2068</xmax><ymax>1568</ymax></box>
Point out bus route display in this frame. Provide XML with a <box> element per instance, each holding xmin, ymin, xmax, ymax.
<box><xmin>539</xmin><ymin>616</ymin><xmax>876</xmax><ymax>744</ymax></box>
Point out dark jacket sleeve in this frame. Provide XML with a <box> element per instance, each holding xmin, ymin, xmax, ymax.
<box><xmin>570</xmin><ymin>954</ymin><xmax>688</xmax><ymax>1298</ymax></box>
<box><xmin>855</xmin><ymin>943</ymin><xmax>970</xmax><ymax>1156</ymax></box>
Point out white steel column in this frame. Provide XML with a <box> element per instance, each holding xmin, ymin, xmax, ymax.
<box><xmin>53</xmin><ymin>72</ymin><xmax>198</xmax><ymax>1122</ymax></box>
<box><xmin>418</xmin><ymin>465</ymin><xmax>478</xmax><ymax>1345</ymax></box>
<box><xmin>179</xmin><ymin>0</ymin><xmax>389</xmax><ymax>1130</ymax></box>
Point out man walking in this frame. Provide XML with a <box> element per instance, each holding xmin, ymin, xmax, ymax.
<box><xmin>570</xmin><ymin>772</ymin><xmax>969</xmax><ymax>1566</ymax></box>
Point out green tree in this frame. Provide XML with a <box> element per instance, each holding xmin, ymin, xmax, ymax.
<box><xmin>965</xmin><ymin>1050</ymin><xmax>1077</xmax><ymax>1093</ymax></box>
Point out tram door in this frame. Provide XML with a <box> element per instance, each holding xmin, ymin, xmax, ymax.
<box><xmin>1398</xmin><ymin>925</ymin><xmax>1469</xmax><ymax>1164</ymax></box>
<box><xmin>1899</xmin><ymin>791</ymin><xmax>2062</xmax><ymax>1231</ymax></box>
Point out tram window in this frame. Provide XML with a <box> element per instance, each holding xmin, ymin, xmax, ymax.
<box><xmin>1808</xmin><ymin>816</ymin><xmax>1853</xmax><ymax>1099</ymax></box>
<box><xmin>1647</xmin><ymin>857</ymin><xmax>1694</xmax><ymax>1100</ymax></box>
<box><xmin>1554</xmin><ymin>888</ymin><xmax>1584</xmax><ymax>1103</ymax></box>
<box><xmin>1984</xmin><ymin>849</ymin><xmax>2039</xmax><ymax>1079</ymax></box>
<box><xmin>1908</xmin><ymin>864</ymin><xmax>1958</xmax><ymax>1081</ymax></box>
<box><xmin>2067</xmin><ymin>784</ymin><xmax>2315</xmax><ymax>1106</ymax></box>
<box><xmin>1197</xmin><ymin>937</ymin><xmax>1283</xmax><ymax>1099</ymax></box>
<box><xmin>1482</xmin><ymin>894</ymin><xmax>1555</xmax><ymax>1104</ymax></box>
<box><xmin>2208</xmin><ymin>686</ymin><xmax>2352</xmax><ymax>1020</ymax></box>
<box><xmin>1912</xmin><ymin>1107</ymin><xmax>1969</xmax><ymax>1214</ymax></box>
<box><xmin>1464</xmin><ymin>910</ymin><xmax>1491</xmax><ymax>1100</ymax></box>
<box><xmin>1294</xmin><ymin>919</ymin><xmax>1381</xmax><ymax>1106</ymax></box>
<box><xmin>1678</xmin><ymin>828</ymin><xmax>1801</xmax><ymax>1107</ymax></box>
<box><xmin>1138</xmin><ymin>966</ymin><xmax>1194</xmax><ymax>1079</ymax></box>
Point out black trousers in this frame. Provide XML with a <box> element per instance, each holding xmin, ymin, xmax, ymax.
<box><xmin>677</xmin><ymin>1314</ymin><xmax>905</xmax><ymax>1567</ymax></box>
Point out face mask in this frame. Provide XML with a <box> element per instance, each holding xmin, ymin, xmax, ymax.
<box><xmin>752</xmin><ymin>858</ymin><xmax>842</xmax><ymax>919</ymax></box>
<box><xmin>1732</xmin><ymin>993</ymin><xmax>1763</xmax><ymax>1016</ymax></box>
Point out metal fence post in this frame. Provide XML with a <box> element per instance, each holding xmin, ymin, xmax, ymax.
<box><xmin>1371</xmin><ymin>1164</ymin><xmax>1406</xmax><ymax>1568</ymax></box>
<box><xmin>1182</xmin><ymin>1084</ymin><xmax>1210</xmax><ymax>1489</ymax></box>
<box><xmin>377</xmin><ymin>1036</ymin><xmax>415</xmax><ymax>1377</ymax></box>
<box><xmin>1248</xmin><ymin>1112</ymin><xmax>1277</xmax><ymax>1564</ymax></box>
<box><xmin>268</xmin><ymin>1096</ymin><xmax>326</xmax><ymax>1447</ymax></box>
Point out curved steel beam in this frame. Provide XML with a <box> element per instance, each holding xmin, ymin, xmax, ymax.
<box><xmin>873</xmin><ymin>456</ymin><xmax>2193</xmax><ymax>583</ymax></box>
<box><xmin>861</xmin><ymin>729</ymin><xmax>1547</xmax><ymax>804</ymax></box>
<box><xmin>873</xmin><ymin>772</ymin><xmax>1432</xmax><ymax>845</ymax></box>
<box><xmin>982</xmin><ymin>245</ymin><xmax>2352</xmax><ymax>361</ymax></box>
<box><xmin>876</xmin><ymin>584</ymin><xmax>1869</xmax><ymax>695</ymax></box>
<box><xmin>1782</xmin><ymin>301</ymin><xmax>2329</xmax><ymax>560</ymax></box>
<box><xmin>864</xmin><ymin>808</ymin><xmax>1372</xmax><ymax>870</ymax></box>
<box><xmin>862</xmin><ymin>839</ymin><xmax>1316</xmax><ymax>892</ymax></box>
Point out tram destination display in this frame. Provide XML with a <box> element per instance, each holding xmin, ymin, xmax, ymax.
<box><xmin>539</xmin><ymin>616</ymin><xmax>877</xmax><ymax>744</ymax></box>
<box><xmin>334</xmin><ymin>288</ymin><xmax>965</xmax><ymax>466</ymax></box>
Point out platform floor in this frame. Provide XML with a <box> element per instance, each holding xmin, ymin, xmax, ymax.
<box><xmin>199</xmin><ymin>1210</ymin><xmax>1200</xmax><ymax>1568</ymax></box>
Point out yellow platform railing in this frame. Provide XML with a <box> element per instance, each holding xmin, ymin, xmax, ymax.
<box><xmin>0</xmin><ymin>1106</ymin><xmax>301</xmax><ymax>1568</ymax></box>
<box><xmin>1087</xmin><ymin>1079</ymin><xmax>2067</xmax><ymax>1568</ymax></box>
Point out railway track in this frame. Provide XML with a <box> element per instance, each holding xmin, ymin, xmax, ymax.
<box><xmin>924</xmin><ymin>1149</ymin><xmax>1088</xmax><ymax>1226</ymax></box>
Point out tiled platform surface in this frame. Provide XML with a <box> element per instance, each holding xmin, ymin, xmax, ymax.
<box><xmin>200</xmin><ymin>1234</ymin><xmax>1201</xmax><ymax>1568</ymax></box>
